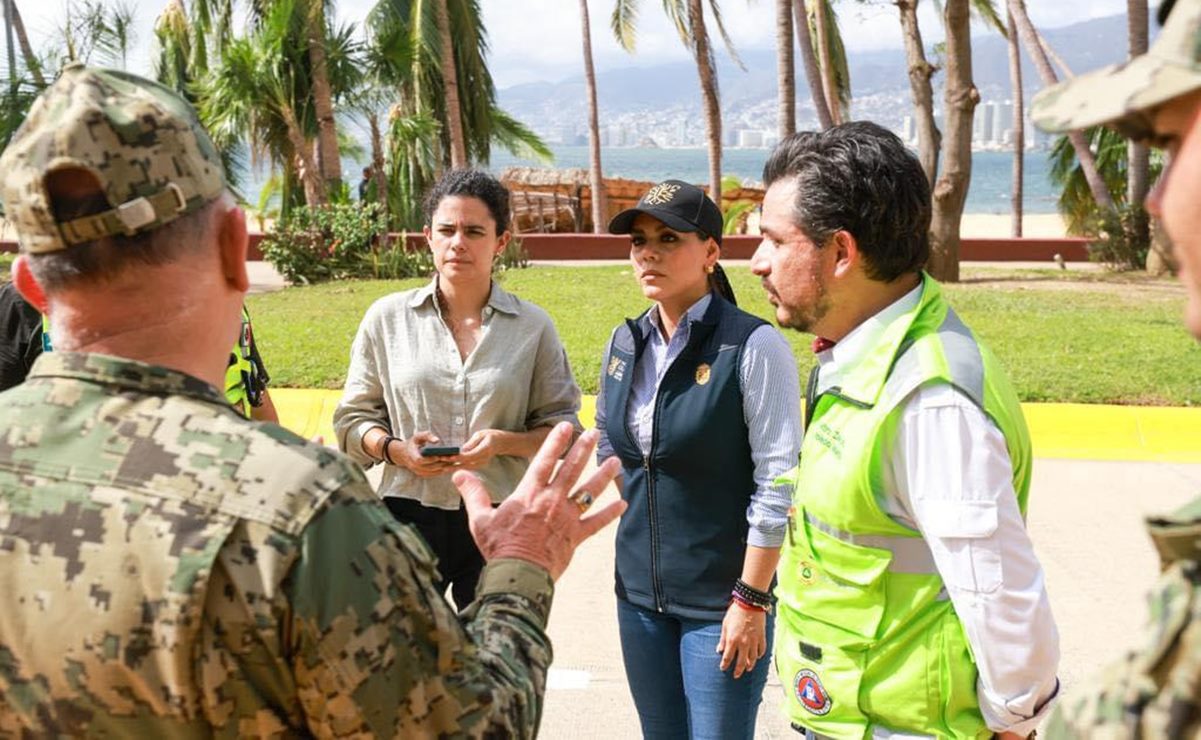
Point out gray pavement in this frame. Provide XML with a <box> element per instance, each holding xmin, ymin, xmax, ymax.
<box><xmin>535</xmin><ymin>457</ymin><xmax>1201</xmax><ymax>738</ymax></box>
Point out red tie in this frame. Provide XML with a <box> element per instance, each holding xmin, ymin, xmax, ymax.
<box><xmin>811</xmin><ymin>337</ymin><xmax>836</xmax><ymax>354</ymax></box>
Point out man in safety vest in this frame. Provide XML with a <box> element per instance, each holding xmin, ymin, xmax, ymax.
<box><xmin>752</xmin><ymin>121</ymin><xmax>1060</xmax><ymax>739</ymax></box>
<box><xmin>1032</xmin><ymin>0</ymin><xmax>1201</xmax><ymax>735</ymax></box>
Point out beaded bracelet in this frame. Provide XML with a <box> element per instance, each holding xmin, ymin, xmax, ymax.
<box><xmin>733</xmin><ymin>578</ymin><xmax>775</xmax><ymax>608</ymax></box>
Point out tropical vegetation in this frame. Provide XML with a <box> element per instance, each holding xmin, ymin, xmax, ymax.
<box><xmin>0</xmin><ymin>0</ymin><xmax>1159</xmax><ymax>278</ymax></box>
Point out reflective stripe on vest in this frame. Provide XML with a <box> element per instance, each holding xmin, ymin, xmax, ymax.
<box><xmin>802</xmin><ymin>511</ymin><xmax>940</xmax><ymax>578</ymax></box>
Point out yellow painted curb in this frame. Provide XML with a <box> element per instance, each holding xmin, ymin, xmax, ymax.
<box><xmin>270</xmin><ymin>389</ymin><xmax>1201</xmax><ymax>464</ymax></box>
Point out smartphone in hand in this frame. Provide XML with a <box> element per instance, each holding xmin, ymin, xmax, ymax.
<box><xmin>420</xmin><ymin>445</ymin><xmax>461</xmax><ymax>457</ymax></box>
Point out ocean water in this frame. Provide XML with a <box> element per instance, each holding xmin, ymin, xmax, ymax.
<box><xmin>488</xmin><ymin>146</ymin><xmax>1060</xmax><ymax>215</ymax></box>
<box><xmin>243</xmin><ymin>147</ymin><xmax>1060</xmax><ymax>215</ymax></box>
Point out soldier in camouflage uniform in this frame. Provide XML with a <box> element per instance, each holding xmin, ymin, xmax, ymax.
<box><xmin>0</xmin><ymin>65</ymin><xmax>625</xmax><ymax>737</ymax></box>
<box><xmin>1033</xmin><ymin>0</ymin><xmax>1201</xmax><ymax>736</ymax></box>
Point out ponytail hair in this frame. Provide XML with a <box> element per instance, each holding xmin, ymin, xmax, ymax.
<box><xmin>708</xmin><ymin>262</ymin><xmax>737</xmax><ymax>306</ymax></box>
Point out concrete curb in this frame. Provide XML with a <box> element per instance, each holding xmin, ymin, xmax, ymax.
<box><xmin>272</xmin><ymin>389</ymin><xmax>1201</xmax><ymax>462</ymax></box>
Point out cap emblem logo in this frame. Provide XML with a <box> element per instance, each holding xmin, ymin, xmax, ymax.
<box><xmin>643</xmin><ymin>182</ymin><xmax>680</xmax><ymax>206</ymax></box>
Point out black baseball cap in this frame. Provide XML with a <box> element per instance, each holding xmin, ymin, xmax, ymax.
<box><xmin>608</xmin><ymin>179</ymin><xmax>724</xmax><ymax>246</ymax></box>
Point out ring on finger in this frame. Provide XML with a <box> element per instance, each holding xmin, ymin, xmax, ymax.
<box><xmin>568</xmin><ymin>490</ymin><xmax>594</xmax><ymax>513</ymax></box>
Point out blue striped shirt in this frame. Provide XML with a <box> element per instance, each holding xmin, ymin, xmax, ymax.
<box><xmin>596</xmin><ymin>294</ymin><xmax>802</xmax><ymax>548</ymax></box>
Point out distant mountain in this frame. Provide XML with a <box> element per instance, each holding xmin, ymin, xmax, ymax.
<box><xmin>498</xmin><ymin>13</ymin><xmax>1149</xmax><ymax>128</ymax></box>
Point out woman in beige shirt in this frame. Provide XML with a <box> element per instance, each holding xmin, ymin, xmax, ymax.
<box><xmin>334</xmin><ymin>169</ymin><xmax>582</xmax><ymax>610</ymax></box>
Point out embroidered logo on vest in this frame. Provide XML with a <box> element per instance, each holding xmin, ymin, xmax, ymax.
<box><xmin>695</xmin><ymin>363</ymin><xmax>711</xmax><ymax>386</ymax></box>
<box><xmin>607</xmin><ymin>355</ymin><xmax>626</xmax><ymax>381</ymax></box>
<box><xmin>798</xmin><ymin>560</ymin><xmax>818</xmax><ymax>586</ymax></box>
<box><xmin>794</xmin><ymin>669</ymin><xmax>833</xmax><ymax>715</ymax></box>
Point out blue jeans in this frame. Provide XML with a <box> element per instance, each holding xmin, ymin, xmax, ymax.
<box><xmin>617</xmin><ymin>598</ymin><xmax>773</xmax><ymax>740</ymax></box>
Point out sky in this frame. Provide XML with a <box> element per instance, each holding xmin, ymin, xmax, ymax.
<box><xmin>11</xmin><ymin>0</ymin><xmax>1138</xmax><ymax>89</ymax></box>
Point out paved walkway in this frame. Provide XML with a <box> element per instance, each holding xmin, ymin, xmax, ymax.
<box><xmin>273</xmin><ymin>390</ymin><xmax>1201</xmax><ymax>737</ymax></box>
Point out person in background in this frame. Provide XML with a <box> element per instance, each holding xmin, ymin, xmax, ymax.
<box><xmin>0</xmin><ymin>64</ymin><xmax>623</xmax><ymax>736</ymax></box>
<box><xmin>0</xmin><ymin>283</ymin><xmax>278</xmax><ymax>421</ymax></box>
<box><xmin>1032</xmin><ymin>0</ymin><xmax>1201</xmax><ymax>734</ymax></box>
<box><xmin>0</xmin><ymin>279</ymin><xmax>43</xmax><ymax>391</ymax></box>
<box><xmin>359</xmin><ymin>165</ymin><xmax>373</xmax><ymax>202</ymax></box>
<box><xmin>596</xmin><ymin>180</ymin><xmax>803</xmax><ymax>740</ymax></box>
<box><xmin>334</xmin><ymin>168</ymin><xmax>583</xmax><ymax>611</ymax></box>
<box><xmin>754</xmin><ymin>122</ymin><xmax>1059</xmax><ymax>739</ymax></box>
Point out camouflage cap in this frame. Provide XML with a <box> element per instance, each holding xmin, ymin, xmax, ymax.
<box><xmin>1031</xmin><ymin>0</ymin><xmax>1201</xmax><ymax>141</ymax></box>
<box><xmin>0</xmin><ymin>64</ymin><xmax>226</xmax><ymax>254</ymax></box>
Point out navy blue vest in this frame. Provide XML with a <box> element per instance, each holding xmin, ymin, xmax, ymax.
<box><xmin>602</xmin><ymin>295</ymin><xmax>766</xmax><ymax>620</ymax></box>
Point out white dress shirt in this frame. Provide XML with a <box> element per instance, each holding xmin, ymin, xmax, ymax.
<box><xmin>813</xmin><ymin>285</ymin><xmax>1060</xmax><ymax>736</ymax></box>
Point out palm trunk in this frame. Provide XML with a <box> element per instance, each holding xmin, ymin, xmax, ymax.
<box><xmin>1007</xmin><ymin>9</ymin><xmax>1024</xmax><ymax>237</ymax></box>
<box><xmin>369</xmin><ymin>112</ymin><xmax>388</xmax><ymax>219</ymax></box>
<box><xmin>9</xmin><ymin>0</ymin><xmax>43</xmax><ymax>87</ymax></box>
<box><xmin>928</xmin><ymin>0</ymin><xmax>977</xmax><ymax>284</ymax></box>
<box><xmin>1008</xmin><ymin>0</ymin><xmax>1116</xmax><ymax>213</ymax></box>
<box><xmin>3</xmin><ymin>0</ymin><xmax>16</xmax><ymax>104</ymax></box>
<box><xmin>897</xmin><ymin>0</ymin><xmax>940</xmax><ymax>187</ymax></box>
<box><xmin>687</xmin><ymin>0</ymin><xmax>723</xmax><ymax>203</ymax></box>
<box><xmin>305</xmin><ymin>0</ymin><xmax>341</xmax><ymax>190</ymax></box>
<box><xmin>812</xmin><ymin>0</ymin><xmax>842</xmax><ymax>124</ymax></box>
<box><xmin>580</xmin><ymin>0</ymin><xmax>607</xmax><ymax>233</ymax></box>
<box><xmin>777</xmin><ymin>0</ymin><xmax>796</xmax><ymax>139</ymax></box>
<box><xmin>1128</xmin><ymin>0</ymin><xmax>1151</xmax><ymax>269</ymax></box>
<box><xmin>794</xmin><ymin>0</ymin><xmax>833</xmax><ymax>130</ymax></box>
<box><xmin>436</xmin><ymin>0</ymin><xmax>468</xmax><ymax>169</ymax></box>
<box><xmin>282</xmin><ymin>104</ymin><xmax>326</xmax><ymax>206</ymax></box>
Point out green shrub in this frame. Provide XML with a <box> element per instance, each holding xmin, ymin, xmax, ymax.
<box><xmin>262</xmin><ymin>203</ymin><xmax>432</xmax><ymax>284</ymax></box>
<box><xmin>494</xmin><ymin>236</ymin><xmax>530</xmax><ymax>272</ymax></box>
<box><xmin>1086</xmin><ymin>203</ymin><xmax>1151</xmax><ymax>271</ymax></box>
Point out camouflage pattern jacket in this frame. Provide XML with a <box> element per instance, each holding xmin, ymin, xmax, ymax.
<box><xmin>0</xmin><ymin>353</ymin><xmax>555</xmax><ymax>738</ymax></box>
<box><xmin>1045</xmin><ymin>498</ymin><xmax>1201</xmax><ymax>738</ymax></box>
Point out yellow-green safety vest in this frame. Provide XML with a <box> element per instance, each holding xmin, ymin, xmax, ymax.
<box><xmin>225</xmin><ymin>307</ymin><xmax>255</xmax><ymax>418</ymax></box>
<box><xmin>775</xmin><ymin>275</ymin><xmax>1032</xmax><ymax>739</ymax></box>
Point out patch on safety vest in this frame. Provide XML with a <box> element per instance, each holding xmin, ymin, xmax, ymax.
<box><xmin>694</xmin><ymin>363</ymin><xmax>711</xmax><ymax>385</ymax></box>
<box><xmin>798</xmin><ymin>560</ymin><xmax>818</xmax><ymax>586</ymax></box>
<box><xmin>794</xmin><ymin>669</ymin><xmax>833</xmax><ymax>716</ymax></box>
<box><xmin>607</xmin><ymin>356</ymin><xmax>626</xmax><ymax>381</ymax></box>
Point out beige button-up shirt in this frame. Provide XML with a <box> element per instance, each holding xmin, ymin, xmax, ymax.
<box><xmin>334</xmin><ymin>279</ymin><xmax>582</xmax><ymax>509</ymax></box>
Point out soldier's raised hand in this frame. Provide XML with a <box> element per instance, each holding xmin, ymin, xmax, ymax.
<box><xmin>454</xmin><ymin>423</ymin><xmax>624</xmax><ymax>580</ymax></box>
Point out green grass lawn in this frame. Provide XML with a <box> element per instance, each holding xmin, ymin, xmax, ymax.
<box><xmin>248</xmin><ymin>264</ymin><xmax>1201</xmax><ymax>405</ymax></box>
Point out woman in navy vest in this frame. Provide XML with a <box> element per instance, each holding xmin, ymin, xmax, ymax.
<box><xmin>596</xmin><ymin>180</ymin><xmax>803</xmax><ymax>739</ymax></box>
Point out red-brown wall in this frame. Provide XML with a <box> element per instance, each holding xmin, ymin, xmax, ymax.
<box><xmin>6</xmin><ymin>232</ymin><xmax>1093</xmax><ymax>263</ymax></box>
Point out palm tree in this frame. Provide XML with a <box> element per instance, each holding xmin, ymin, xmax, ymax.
<box><xmin>793</xmin><ymin>1</ymin><xmax>832</xmax><ymax>129</ymax></box>
<box><xmin>1127</xmin><ymin>0</ymin><xmax>1150</xmax><ymax>259</ymax></box>
<box><xmin>928</xmin><ymin>0</ymin><xmax>977</xmax><ymax>283</ymax></box>
<box><xmin>4</xmin><ymin>0</ymin><xmax>17</xmax><ymax>110</ymax></box>
<box><xmin>306</xmin><ymin>0</ymin><xmax>343</xmax><ymax>192</ymax></box>
<box><xmin>434</xmin><ymin>0</ymin><xmax>467</xmax><ymax>169</ymax></box>
<box><xmin>579</xmin><ymin>0</ymin><xmax>607</xmax><ymax>233</ymax></box>
<box><xmin>896</xmin><ymin>0</ymin><xmax>939</xmax><ymax>185</ymax></box>
<box><xmin>810</xmin><ymin>0</ymin><xmax>847</xmax><ymax>123</ymax></box>
<box><xmin>1008</xmin><ymin>0</ymin><xmax>1116</xmax><ymax>215</ymax></box>
<box><xmin>612</xmin><ymin>0</ymin><xmax>743</xmax><ymax>202</ymax></box>
<box><xmin>6</xmin><ymin>0</ymin><xmax>43</xmax><ymax>86</ymax></box>
<box><xmin>776</xmin><ymin>0</ymin><xmax>795</xmax><ymax>138</ymax></box>
<box><xmin>1007</xmin><ymin>7</ymin><xmax>1023</xmax><ymax>237</ymax></box>
<box><xmin>198</xmin><ymin>0</ymin><xmax>361</xmax><ymax>210</ymax></box>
